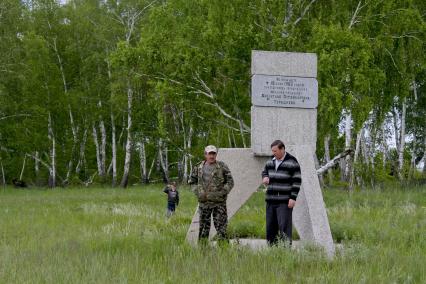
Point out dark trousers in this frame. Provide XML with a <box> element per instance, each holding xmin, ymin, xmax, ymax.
<box><xmin>166</xmin><ymin>202</ymin><xmax>176</xmax><ymax>217</ymax></box>
<box><xmin>198</xmin><ymin>203</ymin><xmax>228</xmax><ymax>241</ymax></box>
<box><xmin>266</xmin><ymin>202</ymin><xmax>293</xmax><ymax>245</ymax></box>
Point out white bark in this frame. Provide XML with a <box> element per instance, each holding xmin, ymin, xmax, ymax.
<box><xmin>48</xmin><ymin>112</ymin><xmax>56</xmax><ymax>188</ymax></box>
<box><xmin>34</xmin><ymin>151</ymin><xmax>40</xmax><ymax>179</ymax></box>
<box><xmin>317</xmin><ymin>149</ymin><xmax>353</xmax><ymax>175</ymax></box>
<box><xmin>360</xmin><ymin>133</ymin><xmax>368</xmax><ymax>166</ymax></box>
<box><xmin>158</xmin><ymin>138</ymin><xmax>169</xmax><ymax>183</ymax></box>
<box><xmin>382</xmin><ymin>122</ymin><xmax>388</xmax><ymax>168</ymax></box>
<box><xmin>203</xmin><ymin>102</ymin><xmax>250</xmax><ymax>132</ymax></box>
<box><xmin>398</xmin><ymin>98</ymin><xmax>407</xmax><ymax>179</ymax></box>
<box><xmin>371</xmin><ymin>130</ymin><xmax>376</xmax><ymax>170</ymax></box>
<box><xmin>348</xmin><ymin>0</ymin><xmax>366</xmax><ymax>29</ymax></box>
<box><xmin>121</xmin><ymin>83</ymin><xmax>133</xmax><ymax>188</ymax></box>
<box><xmin>1</xmin><ymin>160</ymin><xmax>5</xmax><ymax>188</ymax></box>
<box><xmin>52</xmin><ymin>37</ymin><xmax>68</xmax><ymax>93</ymax></box>
<box><xmin>183</xmin><ymin>124</ymin><xmax>193</xmax><ymax>183</ymax></box>
<box><xmin>111</xmin><ymin>112</ymin><xmax>117</xmax><ymax>187</ymax></box>
<box><xmin>423</xmin><ymin>135</ymin><xmax>426</xmax><ymax>174</ymax></box>
<box><xmin>344</xmin><ymin>110</ymin><xmax>352</xmax><ymax>181</ymax></box>
<box><xmin>138</xmin><ymin>140</ymin><xmax>147</xmax><ymax>184</ymax></box>
<box><xmin>100</xmin><ymin>118</ymin><xmax>107</xmax><ymax>179</ymax></box>
<box><xmin>106</xmin><ymin>60</ymin><xmax>117</xmax><ymax>186</ymax></box>
<box><xmin>148</xmin><ymin>150</ymin><xmax>157</xmax><ymax>182</ymax></box>
<box><xmin>75</xmin><ymin>128</ymin><xmax>87</xmax><ymax>175</ymax></box>
<box><xmin>409</xmin><ymin>149</ymin><xmax>416</xmax><ymax>179</ymax></box>
<box><xmin>293</xmin><ymin>0</ymin><xmax>317</xmax><ymax>26</ymax></box>
<box><xmin>51</xmin><ymin>35</ymin><xmax>79</xmax><ymax>184</ymax></box>
<box><xmin>19</xmin><ymin>155</ymin><xmax>26</xmax><ymax>181</ymax></box>
<box><xmin>323</xmin><ymin>134</ymin><xmax>333</xmax><ymax>181</ymax></box>
<box><xmin>392</xmin><ymin>106</ymin><xmax>400</xmax><ymax>153</ymax></box>
<box><xmin>231</xmin><ymin>130</ymin><xmax>237</xmax><ymax>148</ymax></box>
<box><xmin>92</xmin><ymin>123</ymin><xmax>102</xmax><ymax>176</ymax></box>
<box><xmin>228</xmin><ymin>130</ymin><xmax>232</xmax><ymax>147</ymax></box>
<box><xmin>314</xmin><ymin>153</ymin><xmax>324</xmax><ymax>186</ymax></box>
<box><xmin>238</xmin><ymin>117</ymin><xmax>247</xmax><ymax>148</ymax></box>
<box><xmin>65</xmin><ymin>142</ymin><xmax>76</xmax><ymax>183</ymax></box>
<box><xmin>350</xmin><ymin>128</ymin><xmax>363</xmax><ymax>189</ymax></box>
<box><xmin>284</xmin><ymin>0</ymin><xmax>293</xmax><ymax>24</ymax></box>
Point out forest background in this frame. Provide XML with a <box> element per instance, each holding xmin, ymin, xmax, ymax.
<box><xmin>1</xmin><ymin>0</ymin><xmax>425</xmax><ymax>189</ymax></box>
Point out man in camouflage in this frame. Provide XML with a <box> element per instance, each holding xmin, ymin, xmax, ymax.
<box><xmin>189</xmin><ymin>145</ymin><xmax>234</xmax><ymax>242</ymax></box>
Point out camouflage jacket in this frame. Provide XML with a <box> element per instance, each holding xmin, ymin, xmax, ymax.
<box><xmin>188</xmin><ymin>160</ymin><xmax>234</xmax><ymax>204</ymax></box>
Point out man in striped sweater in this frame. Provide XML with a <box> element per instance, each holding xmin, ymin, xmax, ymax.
<box><xmin>262</xmin><ymin>140</ymin><xmax>302</xmax><ymax>246</ymax></box>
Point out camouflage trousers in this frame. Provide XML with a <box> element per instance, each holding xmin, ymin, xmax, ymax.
<box><xmin>198</xmin><ymin>203</ymin><xmax>228</xmax><ymax>241</ymax></box>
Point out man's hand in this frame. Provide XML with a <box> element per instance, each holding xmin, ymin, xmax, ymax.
<box><xmin>288</xmin><ymin>199</ymin><xmax>296</xmax><ymax>209</ymax></box>
<box><xmin>262</xmin><ymin>177</ymin><xmax>269</xmax><ymax>185</ymax></box>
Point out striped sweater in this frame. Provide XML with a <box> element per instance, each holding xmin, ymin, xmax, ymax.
<box><xmin>261</xmin><ymin>152</ymin><xmax>302</xmax><ymax>202</ymax></box>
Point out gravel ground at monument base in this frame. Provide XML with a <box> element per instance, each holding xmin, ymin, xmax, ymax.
<box><xmin>0</xmin><ymin>185</ymin><xmax>425</xmax><ymax>283</ymax></box>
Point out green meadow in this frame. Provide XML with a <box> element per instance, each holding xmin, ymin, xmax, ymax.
<box><xmin>0</xmin><ymin>185</ymin><xmax>425</xmax><ymax>283</ymax></box>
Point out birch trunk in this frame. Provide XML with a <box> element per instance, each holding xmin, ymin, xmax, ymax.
<box><xmin>48</xmin><ymin>112</ymin><xmax>56</xmax><ymax>188</ymax></box>
<box><xmin>65</xmin><ymin>105</ymin><xmax>78</xmax><ymax>183</ymax></box>
<box><xmin>65</xmin><ymin>141</ymin><xmax>76</xmax><ymax>183</ymax></box>
<box><xmin>1</xmin><ymin>160</ymin><xmax>5</xmax><ymax>188</ymax></box>
<box><xmin>369</xmin><ymin>125</ymin><xmax>376</xmax><ymax>170</ymax></box>
<box><xmin>344</xmin><ymin>110</ymin><xmax>352</xmax><ymax>182</ymax></box>
<box><xmin>148</xmin><ymin>151</ymin><xmax>157</xmax><ymax>182</ymax></box>
<box><xmin>398</xmin><ymin>98</ymin><xmax>407</xmax><ymax>180</ymax></box>
<box><xmin>120</xmin><ymin>83</ymin><xmax>133</xmax><ymax>188</ymax></box>
<box><xmin>423</xmin><ymin>135</ymin><xmax>426</xmax><ymax>173</ymax></box>
<box><xmin>106</xmin><ymin>59</ymin><xmax>117</xmax><ymax>186</ymax></box>
<box><xmin>180</xmin><ymin>120</ymin><xmax>187</xmax><ymax>182</ymax></box>
<box><xmin>238</xmin><ymin>118</ymin><xmax>246</xmax><ymax>148</ymax></box>
<box><xmin>111</xmin><ymin>112</ymin><xmax>117</xmax><ymax>187</ymax></box>
<box><xmin>138</xmin><ymin>140</ymin><xmax>148</xmax><ymax>184</ymax></box>
<box><xmin>409</xmin><ymin>149</ymin><xmax>416</xmax><ymax>180</ymax></box>
<box><xmin>75</xmin><ymin>128</ymin><xmax>87</xmax><ymax>176</ymax></box>
<box><xmin>392</xmin><ymin>106</ymin><xmax>400</xmax><ymax>154</ymax></box>
<box><xmin>317</xmin><ymin>149</ymin><xmax>353</xmax><ymax>175</ymax></box>
<box><xmin>183</xmin><ymin>124</ymin><xmax>193</xmax><ymax>183</ymax></box>
<box><xmin>350</xmin><ymin>128</ymin><xmax>362</xmax><ymax>189</ymax></box>
<box><xmin>231</xmin><ymin>130</ymin><xmax>237</xmax><ymax>148</ymax></box>
<box><xmin>360</xmin><ymin>131</ymin><xmax>369</xmax><ymax>166</ymax></box>
<box><xmin>19</xmin><ymin>155</ymin><xmax>26</xmax><ymax>181</ymax></box>
<box><xmin>99</xmin><ymin>118</ymin><xmax>107</xmax><ymax>180</ymax></box>
<box><xmin>284</xmin><ymin>0</ymin><xmax>293</xmax><ymax>24</ymax></box>
<box><xmin>323</xmin><ymin>134</ymin><xmax>333</xmax><ymax>183</ymax></box>
<box><xmin>314</xmin><ymin>154</ymin><xmax>324</xmax><ymax>187</ymax></box>
<box><xmin>382</xmin><ymin>122</ymin><xmax>388</xmax><ymax>168</ymax></box>
<box><xmin>92</xmin><ymin>123</ymin><xmax>102</xmax><ymax>176</ymax></box>
<box><xmin>34</xmin><ymin>151</ymin><xmax>40</xmax><ymax>183</ymax></box>
<box><xmin>52</xmin><ymin>36</ymin><xmax>79</xmax><ymax>184</ymax></box>
<box><xmin>158</xmin><ymin>139</ymin><xmax>169</xmax><ymax>183</ymax></box>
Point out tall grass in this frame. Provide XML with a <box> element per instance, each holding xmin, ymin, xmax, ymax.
<box><xmin>0</xmin><ymin>185</ymin><xmax>425</xmax><ymax>283</ymax></box>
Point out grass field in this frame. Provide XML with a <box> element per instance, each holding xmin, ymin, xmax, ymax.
<box><xmin>0</xmin><ymin>184</ymin><xmax>425</xmax><ymax>283</ymax></box>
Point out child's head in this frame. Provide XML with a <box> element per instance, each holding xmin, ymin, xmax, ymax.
<box><xmin>169</xmin><ymin>181</ymin><xmax>177</xmax><ymax>190</ymax></box>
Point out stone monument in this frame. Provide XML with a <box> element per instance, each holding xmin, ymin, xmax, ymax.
<box><xmin>186</xmin><ymin>50</ymin><xmax>335</xmax><ymax>257</ymax></box>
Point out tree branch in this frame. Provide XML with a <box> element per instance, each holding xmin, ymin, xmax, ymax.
<box><xmin>293</xmin><ymin>0</ymin><xmax>317</xmax><ymax>26</ymax></box>
<box><xmin>317</xmin><ymin>149</ymin><xmax>353</xmax><ymax>175</ymax></box>
<box><xmin>203</xmin><ymin>102</ymin><xmax>250</xmax><ymax>132</ymax></box>
<box><xmin>0</xmin><ymin>114</ymin><xmax>31</xmax><ymax>121</ymax></box>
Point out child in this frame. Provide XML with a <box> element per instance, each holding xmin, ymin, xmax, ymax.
<box><xmin>163</xmin><ymin>182</ymin><xmax>179</xmax><ymax>217</ymax></box>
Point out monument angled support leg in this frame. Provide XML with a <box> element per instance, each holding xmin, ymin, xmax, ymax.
<box><xmin>186</xmin><ymin>147</ymin><xmax>335</xmax><ymax>258</ymax></box>
<box><xmin>186</xmin><ymin>148</ymin><xmax>267</xmax><ymax>244</ymax></box>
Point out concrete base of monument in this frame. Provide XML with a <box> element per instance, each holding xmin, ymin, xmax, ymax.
<box><xmin>210</xmin><ymin>239</ymin><xmax>341</xmax><ymax>255</ymax></box>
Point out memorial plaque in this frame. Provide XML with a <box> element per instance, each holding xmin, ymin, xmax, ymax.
<box><xmin>252</xmin><ymin>75</ymin><xmax>318</xmax><ymax>108</ymax></box>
